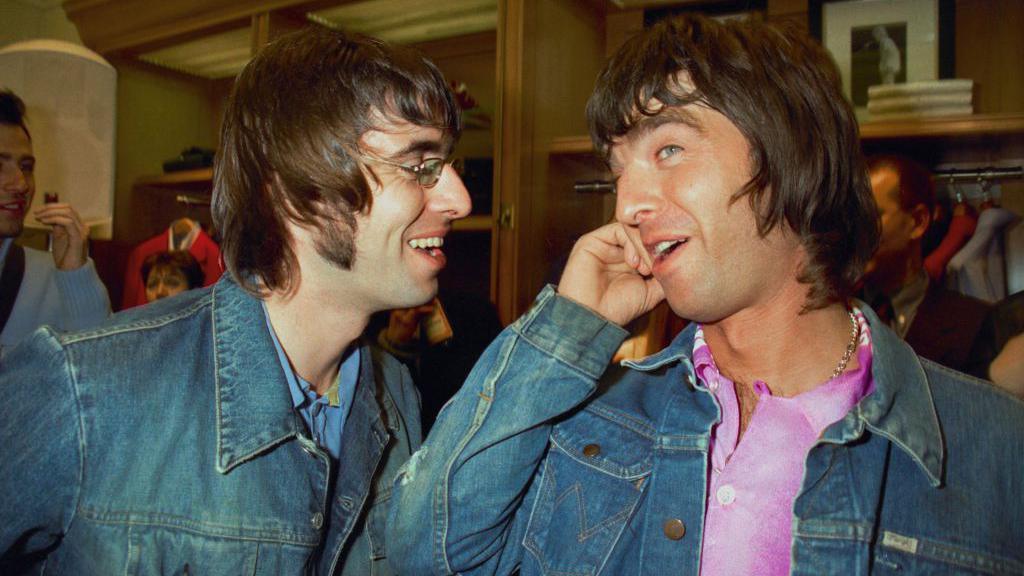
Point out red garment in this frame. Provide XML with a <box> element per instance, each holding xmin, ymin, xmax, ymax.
<box><xmin>924</xmin><ymin>208</ymin><xmax>978</xmax><ymax>281</ymax></box>
<box><xmin>121</xmin><ymin>228</ymin><xmax>223</xmax><ymax>310</ymax></box>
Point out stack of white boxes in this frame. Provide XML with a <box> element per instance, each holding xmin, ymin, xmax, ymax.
<box><xmin>867</xmin><ymin>79</ymin><xmax>974</xmax><ymax>122</ymax></box>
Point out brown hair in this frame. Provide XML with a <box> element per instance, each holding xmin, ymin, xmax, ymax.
<box><xmin>866</xmin><ymin>154</ymin><xmax>935</xmax><ymax>215</ymax></box>
<box><xmin>0</xmin><ymin>89</ymin><xmax>30</xmax><ymax>139</ymax></box>
<box><xmin>587</xmin><ymin>15</ymin><xmax>878</xmax><ymax>309</ymax></box>
<box><xmin>141</xmin><ymin>250</ymin><xmax>205</xmax><ymax>289</ymax></box>
<box><xmin>213</xmin><ymin>26</ymin><xmax>460</xmax><ymax>295</ymax></box>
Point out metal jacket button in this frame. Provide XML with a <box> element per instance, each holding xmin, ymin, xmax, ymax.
<box><xmin>582</xmin><ymin>444</ymin><xmax>601</xmax><ymax>457</ymax></box>
<box><xmin>311</xmin><ymin>512</ymin><xmax>324</xmax><ymax>530</ymax></box>
<box><xmin>663</xmin><ymin>518</ymin><xmax>686</xmax><ymax>540</ymax></box>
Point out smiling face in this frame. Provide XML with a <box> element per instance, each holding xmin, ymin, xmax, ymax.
<box><xmin>327</xmin><ymin>114</ymin><xmax>470</xmax><ymax>312</ymax></box>
<box><xmin>0</xmin><ymin>123</ymin><xmax>34</xmax><ymax>238</ymax></box>
<box><xmin>611</xmin><ymin>93</ymin><xmax>805</xmax><ymax>324</ymax></box>
<box><xmin>145</xmin><ymin>266</ymin><xmax>189</xmax><ymax>302</ymax></box>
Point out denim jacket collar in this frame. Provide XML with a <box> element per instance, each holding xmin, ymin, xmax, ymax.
<box><xmin>621</xmin><ymin>302</ymin><xmax>943</xmax><ymax>487</ymax></box>
<box><xmin>212</xmin><ymin>277</ymin><xmax>301</xmax><ymax>473</ymax></box>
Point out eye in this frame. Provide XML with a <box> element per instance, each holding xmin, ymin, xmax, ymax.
<box><xmin>656</xmin><ymin>145</ymin><xmax>683</xmax><ymax>160</ymax></box>
<box><xmin>19</xmin><ymin>160</ymin><xmax>34</xmax><ymax>174</ymax></box>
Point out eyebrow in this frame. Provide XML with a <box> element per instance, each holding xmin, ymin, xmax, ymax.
<box><xmin>628</xmin><ymin>107</ymin><xmax>706</xmax><ymax>142</ymax></box>
<box><xmin>393</xmin><ymin>137</ymin><xmax>453</xmax><ymax>159</ymax></box>
<box><xmin>608</xmin><ymin>107</ymin><xmax>706</xmax><ymax>173</ymax></box>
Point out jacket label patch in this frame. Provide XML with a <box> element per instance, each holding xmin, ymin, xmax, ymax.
<box><xmin>881</xmin><ymin>531</ymin><xmax>919</xmax><ymax>554</ymax></box>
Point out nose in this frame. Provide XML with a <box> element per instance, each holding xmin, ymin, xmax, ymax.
<box><xmin>615</xmin><ymin>167</ymin><xmax>661</xmax><ymax>226</ymax></box>
<box><xmin>2</xmin><ymin>165</ymin><xmax>30</xmax><ymax>194</ymax></box>
<box><xmin>428</xmin><ymin>163</ymin><xmax>472</xmax><ymax>221</ymax></box>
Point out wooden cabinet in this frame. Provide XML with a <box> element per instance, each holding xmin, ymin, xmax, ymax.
<box><xmin>527</xmin><ymin>1</ymin><xmax>1024</xmax><ymax>356</ymax></box>
<box><xmin>65</xmin><ymin>0</ymin><xmax>1024</xmax><ymax>325</ymax></box>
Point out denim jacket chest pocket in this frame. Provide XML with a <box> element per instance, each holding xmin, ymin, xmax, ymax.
<box><xmin>524</xmin><ymin>407</ymin><xmax>653</xmax><ymax>576</ymax></box>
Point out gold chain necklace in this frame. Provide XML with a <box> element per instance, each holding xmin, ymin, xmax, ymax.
<box><xmin>830</xmin><ymin>310</ymin><xmax>860</xmax><ymax>380</ymax></box>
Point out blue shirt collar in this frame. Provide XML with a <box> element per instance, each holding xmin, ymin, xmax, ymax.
<box><xmin>260</xmin><ymin>301</ymin><xmax>360</xmax><ymax>411</ymax></box>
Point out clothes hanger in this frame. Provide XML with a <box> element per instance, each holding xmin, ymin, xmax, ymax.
<box><xmin>978</xmin><ymin>177</ymin><xmax>997</xmax><ymax>211</ymax></box>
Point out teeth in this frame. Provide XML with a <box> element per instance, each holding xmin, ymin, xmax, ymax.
<box><xmin>408</xmin><ymin>237</ymin><xmax>444</xmax><ymax>249</ymax></box>
<box><xmin>653</xmin><ymin>240</ymin><xmax>678</xmax><ymax>256</ymax></box>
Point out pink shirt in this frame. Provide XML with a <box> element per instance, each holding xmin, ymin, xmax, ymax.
<box><xmin>695</xmin><ymin>309</ymin><xmax>874</xmax><ymax>576</ymax></box>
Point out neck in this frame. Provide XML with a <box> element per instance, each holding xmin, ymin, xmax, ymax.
<box><xmin>702</xmin><ymin>286</ymin><xmax>856</xmax><ymax>398</ymax></box>
<box><xmin>265</xmin><ymin>281</ymin><xmax>369</xmax><ymax>396</ymax></box>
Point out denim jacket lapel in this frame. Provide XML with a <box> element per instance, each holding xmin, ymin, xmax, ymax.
<box><xmin>211</xmin><ymin>277</ymin><xmax>301</xmax><ymax>474</ymax></box>
<box><xmin>823</xmin><ymin>302</ymin><xmax>944</xmax><ymax>487</ymax></box>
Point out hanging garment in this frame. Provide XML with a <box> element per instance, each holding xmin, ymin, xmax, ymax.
<box><xmin>946</xmin><ymin>207</ymin><xmax>1020</xmax><ymax>302</ymax></box>
<box><xmin>924</xmin><ymin>204</ymin><xmax>978</xmax><ymax>281</ymax></box>
<box><xmin>121</xmin><ymin>220</ymin><xmax>223</xmax><ymax>310</ymax></box>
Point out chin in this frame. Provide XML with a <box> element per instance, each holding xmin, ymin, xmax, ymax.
<box><xmin>0</xmin><ymin>223</ymin><xmax>23</xmax><ymax>238</ymax></box>
<box><xmin>663</xmin><ymin>287</ymin><xmax>729</xmax><ymax>325</ymax></box>
<box><xmin>396</xmin><ymin>278</ymin><xmax>437</xmax><ymax>308</ymax></box>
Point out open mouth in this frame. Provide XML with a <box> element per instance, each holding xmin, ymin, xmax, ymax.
<box><xmin>407</xmin><ymin>236</ymin><xmax>445</xmax><ymax>259</ymax></box>
<box><xmin>0</xmin><ymin>201</ymin><xmax>25</xmax><ymax>215</ymax></box>
<box><xmin>650</xmin><ymin>238</ymin><xmax>689</xmax><ymax>261</ymax></box>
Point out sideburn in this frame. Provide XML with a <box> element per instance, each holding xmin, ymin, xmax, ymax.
<box><xmin>313</xmin><ymin>211</ymin><xmax>358</xmax><ymax>270</ymax></box>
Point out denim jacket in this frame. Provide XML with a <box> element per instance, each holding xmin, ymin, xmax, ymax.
<box><xmin>389</xmin><ymin>286</ymin><xmax>1024</xmax><ymax>575</ymax></box>
<box><xmin>0</xmin><ymin>276</ymin><xmax>421</xmax><ymax>575</ymax></box>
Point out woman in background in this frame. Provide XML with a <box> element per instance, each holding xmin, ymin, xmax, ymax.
<box><xmin>141</xmin><ymin>250</ymin><xmax>204</xmax><ymax>303</ymax></box>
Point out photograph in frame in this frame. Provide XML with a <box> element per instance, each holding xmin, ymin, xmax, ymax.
<box><xmin>810</xmin><ymin>0</ymin><xmax>955</xmax><ymax>121</ymax></box>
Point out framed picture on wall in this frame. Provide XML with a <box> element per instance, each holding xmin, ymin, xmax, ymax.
<box><xmin>810</xmin><ymin>0</ymin><xmax>955</xmax><ymax>117</ymax></box>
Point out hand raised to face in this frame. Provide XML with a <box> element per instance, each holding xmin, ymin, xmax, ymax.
<box><xmin>33</xmin><ymin>203</ymin><xmax>88</xmax><ymax>271</ymax></box>
<box><xmin>557</xmin><ymin>221</ymin><xmax>664</xmax><ymax>326</ymax></box>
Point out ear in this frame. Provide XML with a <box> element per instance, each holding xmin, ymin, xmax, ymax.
<box><xmin>908</xmin><ymin>203</ymin><xmax>931</xmax><ymax>241</ymax></box>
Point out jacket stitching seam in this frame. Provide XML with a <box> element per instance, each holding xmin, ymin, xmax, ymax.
<box><xmin>60</xmin><ymin>296</ymin><xmax>212</xmax><ymax>344</ymax></box>
<box><xmin>77</xmin><ymin>510</ymin><xmax>320</xmax><ymax>546</ymax></box>
<box><xmin>61</xmin><ymin>329</ymin><xmax>87</xmax><ymax>545</ymax></box>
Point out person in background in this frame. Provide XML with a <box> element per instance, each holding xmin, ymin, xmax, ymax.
<box><xmin>861</xmin><ymin>154</ymin><xmax>998</xmax><ymax>378</ymax></box>
<box><xmin>141</xmin><ymin>249</ymin><xmax>205</xmax><ymax>303</ymax></box>
<box><xmin>0</xmin><ymin>89</ymin><xmax>109</xmax><ymax>358</ymax></box>
<box><xmin>0</xmin><ymin>26</ymin><xmax>470</xmax><ymax>574</ymax></box>
<box><xmin>986</xmin><ymin>290</ymin><xmax>1024</xmax><ymax>396</ymax></box>
<box><xmin>374</xmin><ymin>290</ymin><xmax>502</xmax><ymax>434</ymax></box>
<box><xmin>388</xmin><ymin>14</ymin><xmax>1024</xmax><ymax>575</ymax></box>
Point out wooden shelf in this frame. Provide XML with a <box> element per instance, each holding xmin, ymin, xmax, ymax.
<box><xmin>549</xmin><ymin>113</ymin><xmax>1024</xmax><ymax>154</ymax></box>
<box><xmin>550</xmin><ymin>136</ymin><xmax>597</xmax><ymax>155</ymax></box>
<box><xmin>132</xmin><ymin>171</ymin><xmax>492</xmax><ymax>234</ymax></box>
<box><xmin>452</xmin><ymin>214</ymin><xmax>493</xmax><ymax>232</ymax></box>
<box><xmin>860</xmin><ymin>113</ymin><xmax>1024</xmax><ymax>141</ymax></box>
<box><xmin>135</xmin><ymin>168</ymin><xmax>214</xmax><ymax>188</ymax></box>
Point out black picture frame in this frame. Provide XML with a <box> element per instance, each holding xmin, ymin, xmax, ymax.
<box><xmin>809</xmin><ymin>0</ymin><xmax>955</xmax><ymax>81</ymax></box>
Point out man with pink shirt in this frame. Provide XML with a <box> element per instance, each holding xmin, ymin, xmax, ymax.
<box><xmin>389</xmin><ymin>14</ymin><xmax>1024</xmax><ymax>575</ymax></box>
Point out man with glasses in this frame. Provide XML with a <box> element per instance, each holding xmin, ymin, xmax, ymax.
<box><xmin>0</xmin><ymin>26</ymin><xmax>470</xmax><ymax>574</ymax></box>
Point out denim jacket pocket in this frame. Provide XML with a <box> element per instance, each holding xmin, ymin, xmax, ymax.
<box><xmin>523</xmin><ymin>408</ymin><xmax>653</xmax><ymax>576</ymax></box>
<box><xmin>123</xmin><ymin>524</ymin><xmax>260</xmax><ymax>575</ymax></box>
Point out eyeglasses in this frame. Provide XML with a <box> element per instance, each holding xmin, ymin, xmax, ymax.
<box><xmin>360</xmin><ymin>153</ymin><xmax>457</xmax><ymax>189</ymax></box>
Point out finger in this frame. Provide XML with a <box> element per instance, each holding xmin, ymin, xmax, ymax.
<box><xmin>35</xmin><ymin>214</ymin><xmax>87</xmax><ymax>238</ymax></box>
<box><xmin>33</xmin><ymin>204</ymin><xmax>80</xmax><ymax>221</ymax></box>
<box><xmin>643</xmin><ymin>275</ymin><xmax>666</xmax><ymax>308</ymax></box>
<box><xmin>619</xmin><ymin>225</ymin><xmax>653</xmax><ymax>271</ymax></box>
